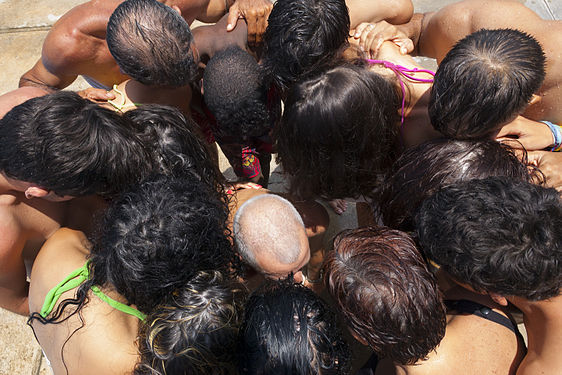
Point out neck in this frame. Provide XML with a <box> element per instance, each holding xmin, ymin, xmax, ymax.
<box><xmin>510</xmin><ymin>294</ymin><xmax>562</xmax><ymax>351</ymax></box>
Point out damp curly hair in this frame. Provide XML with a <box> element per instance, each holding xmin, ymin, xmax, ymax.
<box><xmin>416</xmin><ymin>177</ymin><xmax>562</xmax><ymax>301</ymax></box>
<box><xmin>124</xmin><ymin>104</ymin><xmax>226</xmax><ymax>198</ymax></box>
<box><xmin>377</xmin><ymin>138</ymin><xmax>543</xmax><ymax>231</ymax></box>
<box><xmin>136</xmin><ymin>270</ymin><xmax>246</xmax><ymax>375</ymax></box>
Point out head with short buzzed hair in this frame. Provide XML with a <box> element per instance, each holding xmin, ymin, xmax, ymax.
<box><xmin>107</xmin><ymin>0</ymin><xmax>197</xmax><ymax>87</ymax></box>
<box><xmin>233</xmin><ymin>194</ymin><xmax>310</xmax><ymax>280</ymax></box>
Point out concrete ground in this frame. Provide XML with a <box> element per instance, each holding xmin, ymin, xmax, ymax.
<box><xmin>0</xmin><ymin>0</ymin><xmax>559</xmax><ymax>373</ymax></box>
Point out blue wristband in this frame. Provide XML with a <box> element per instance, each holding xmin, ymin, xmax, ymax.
<box><xmin>542</xmin><ymin>121</ymin><xmax>562</xmax><ymax>152</ymax></box>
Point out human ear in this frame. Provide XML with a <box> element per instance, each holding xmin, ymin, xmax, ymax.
<box><xmin>24</xmin><ymin>186</ymin><xmax>49</xmax><ymax>199</ymax></box>
<box><xmin>528</xmin><ymin>94</ymin><xmax>541</xmax><ymax>106</ymax></box>
<box><xmin>489</xmin><ymin>293</ymin><xmax>508</xmax><ymax>307</ymax></box>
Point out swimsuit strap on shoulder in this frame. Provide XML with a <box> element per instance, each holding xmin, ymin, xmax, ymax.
<box><xmin>90</xmin><ymin>286</ymin><xmax>147</xmax><ymax>321</ymax></box>
<box><xmin>367</xmin><ymin>59</ymin><xmax>435</xmax><ymax>125</ymax></box>
<box><xmin>40</xmin><ymin>263</ymin><xmax>90</xmax><ymax>318</ymax></box>
<box><xmin>107</xmin><ymin>84</ymin><xmax>142</xmax><ymax>112</ymax></box>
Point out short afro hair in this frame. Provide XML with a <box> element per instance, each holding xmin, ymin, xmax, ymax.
<box><xmin>203</xmin><ymin>47</ymin><xmax>280</xmax><ymax>140</ymax></box>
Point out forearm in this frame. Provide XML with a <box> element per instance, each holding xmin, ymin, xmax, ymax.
<box><xmin>348</xmin><ymin>0</ymin><xmax>413</xmax><ymax>27</ymax></box>
<box><xmin>0</xmin><ymin>282</ymin><xmax>30</xmax><ymax>316</ymax></box>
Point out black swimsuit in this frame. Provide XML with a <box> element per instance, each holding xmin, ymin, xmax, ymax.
<box><xmin>444</xmin><ymin>299</ymin><xmax>518</xmax><ymax>334</ymax></box>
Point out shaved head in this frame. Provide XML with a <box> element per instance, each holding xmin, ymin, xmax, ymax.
<box><xmin>233</xmin><ymin>194</ymin><xmax>309</xmax><ymax>277</ymax></box>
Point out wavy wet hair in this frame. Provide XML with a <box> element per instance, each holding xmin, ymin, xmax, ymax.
<box><xmin>238</xmin><ymin>278</ymin><xmax>351</xmax><ymax>374</ymax></box>
<box><xmin>324</xmin><ymin>227</ymin><xmax>446</xmax><ymax>365</ymax></box>
<box><xmin>276</xmin><ymin>62</ymin><xmax>401</xmax><ymax>200</ymax></box>
<box><xmin>136</xmin><ymin>270</ymin><xmax>246</xmax><ymax>375</ymax></box>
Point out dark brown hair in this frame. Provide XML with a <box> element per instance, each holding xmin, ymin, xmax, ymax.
<box><xmin>324</xmin><ymin>227</ymin><xmax>446</xmax><ymax>364</ymax></box>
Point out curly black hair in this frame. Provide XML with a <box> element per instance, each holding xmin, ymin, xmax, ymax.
<box><xmin>262</xmin><ymin>0</ymin><xmax>350</xmax><ymax>92</ymax></box>
<box><xmin>123</xmin><ymin>105</ymin><xmax>226</xmax><ymax>198</ymax></box>
<box><xmin>416</xmin><ymin>177</ymin><xmax>562</xmax><ymax>301</ymax></box>
<box><xmin>377</xmin><ymin>138</ymin><xmax>542</xmax><ymax>231</ymax></box>
<box><xmin>87</xmin><ymin>174</ymin><xmax>234</xmax><ymax>313</ymax></box>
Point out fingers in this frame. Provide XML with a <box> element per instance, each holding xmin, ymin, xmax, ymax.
<box><xmin>395</xmin><ymin>38</ymin><xmax>414</xmax><ymax>54</ymax></box>
<box><xmin>525</xmin><ymin>150</ymin><xmax>545</xmax><ymax>166</ymax></box>
<box><xmin>352</xmin><ymin>22</ymin><xmax>371</xmax><ymax>38</ymax></box>
<box><xmin>78</xmin><ymin>88</ymin><xmax>115</xmax><ymax>102</ymax></box>
<box><xmin>245</xmin><ymin>10</ymin><xmax>260</xmax><ymax>47</ymax></box>
<box><xmin>226</xmin><ymin>8</ymin><xmax>241</xmax><ymax>31</ymax></box>
<box><xmin>328</xmin><ymin>199</ymin><xmax>348</xmax><ymax>215</ymax></box>
<box><xmin>496</xmin><ymin>122</ymin><xmax>519</xmax><ymax>139</ymax></box>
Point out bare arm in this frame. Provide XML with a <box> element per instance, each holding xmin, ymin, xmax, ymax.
<box><xmin>0</xmin><ymin>218</ymin><xmax>30</xmax><ymax>315</ymax></box>
<box><xmin>19</xmin><ymin>55</ymin><xmax>78</xmax><ymax>91</ymax></box>
<box><xmin>348</xmin><ymin>0</ymin><xmax>413</xmax><ymax>27</ymax></box>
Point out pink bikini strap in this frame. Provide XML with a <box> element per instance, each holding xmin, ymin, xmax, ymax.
<box><xmin>367</xmin><ymin>59</ymin><xmax>435</xmax><ymax>125</ymax></box>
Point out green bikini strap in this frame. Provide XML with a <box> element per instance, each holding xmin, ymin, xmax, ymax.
<box><xmin>40</xmin><ymin>263</ymin><xmax>89</xmax><ymax>318</ymax></box>
<box><xmin>90</xmin><ymin>285</ymin><xmax>147</xmax><ymax>321</ymax></box>
<box><xmin>107</xmin><ymin>84</ymin><xmax>142</xmax><ymax>112</ymax></box>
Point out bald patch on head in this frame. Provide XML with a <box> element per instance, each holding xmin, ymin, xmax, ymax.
<box><xmin>233</xmin><ymin>194</ymin><xmax>307</xmax><ymax>272</ymax></box>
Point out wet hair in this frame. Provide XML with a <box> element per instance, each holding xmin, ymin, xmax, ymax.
<box><xmin>324</xmin><ymin>227</ymin><xmax>446</xmax><ymax>365</ymax></box>
<box><xmin>107</xmin><ymin>0</ymin><xmax>197</xmax><ymax>87</ymax></box>
<box><xmin>86</xmin><ymin>175</ymin><xmax>233</xmax><ymax>313</ymax></box>
<box><xmin>429</xmin><ymin>29</ymin><xmax>546</xmax><ymax>139</ymax></box>
<box><xmin>416</xmin><ymin>177</ymin><xmax>562</xmax><ymax>301</ymax></box>
<box><xmin>136</xmin><ymin>270</ymin><xmax>246</xmax><ymax>375</ymax></box>
<box><xmin>0</xmin><ymin>91</ymin><xmax>149</xmax><ymax>198</ymax></box>
<box><xmin>123</xmin><ymin>105</ymin><xmax>225</xmax><ymax>196</ymax></box>
<box><xmin>378</xmin><ymin>139</ymin><xmax>541</xmax><ymax>231</ymax></box>
<box><xmin>276</xmin><ymin>63</ymin><xmax>401</xmax><ymax>199</ymax></box>
<box><xmin>238</xmin><ymin>279</ymin><xmax>351</xmax><ymax>374</ymax></box>
<box><xmin>262</xmin><ymin>0</ymin><xmax>350</xmax><ymax>92</ymax></box>
<box><xmin>203</xmin><ymin>47</ymin><xmax>280</xmax><ymax>141</ymax></box>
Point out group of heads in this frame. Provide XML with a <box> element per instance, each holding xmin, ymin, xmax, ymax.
<box><xmin>0</xmin><ymin>91</ymin><xmax>341</xmax><ymax>374</ymax></box>
<box><xmin>264</xmin><ymin>0</ymin><xmax>546</xmax><ymax>200</ymax></box>
<box><xmin>0</xmin><ymin>90</ymin><xmax>223</xmax><ymax>201</ymax></box>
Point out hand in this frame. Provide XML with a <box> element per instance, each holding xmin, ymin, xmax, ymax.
<box><xmin>226</xmin><ymin>0</ymin><xmax>273</xmax><ymax>47</ymax></box>
<box><xmin>350</xmin><ymin>21</ymin><xmax>413</xmax><ymax>58</ymax></box>
<box><xmin>328</xmin><ymin>199</ymin><xmax>348</xmax><ymax>215</ymax></box>
<box><xmin>77</xmin><ymin>87</ymin><xmax>115</xmax><ymax>103</ymax></box>
<box><xmin>527</xmin><ymin>151</ymin><xmax>562</xmax><ymax>191</ymax></box>
<box><xmin>496</xmin><ymin>116</ymin><xmax>553</xmax><ymax>151</ymax></box>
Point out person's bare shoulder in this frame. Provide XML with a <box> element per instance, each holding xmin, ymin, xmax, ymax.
<box><xmin>421</xmin><ymin>0</ymin><xmax>544</xmax><ymax>62</ymax></box>
<box><xmin>0</xmin><ymin>87</ymin><xmax>48</xmax><ymax>119</ymax></box>
<box><xmin>30</xmin><ymin>229</ymin><xmax>90</xmax><ymax>287</ymax></box>
<box><xmin>41</xmin><ymin>0</ymin><xmax>120</xmax><ymax>76</ymax></box>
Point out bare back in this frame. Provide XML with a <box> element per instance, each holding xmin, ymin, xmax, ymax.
<box><xmin>28</xmin><ymin>228</ymin><xmax>139</xmax><ymax>375</ymax></box>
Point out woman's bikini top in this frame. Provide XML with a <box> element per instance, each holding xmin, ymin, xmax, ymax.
<box><xmin>366</xmin><ymin>59</ymin><xmax>435</xmax><ymax>125</ymax></box>
<box><xmin>40</xmin><ymin>262</ymin><xmax>146</xmax><ymax>321</ymax></box>
<box><xmin>107</xmin><ymin>85</ymin><xmax>142</xmax><ymax>113</ymax></box>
